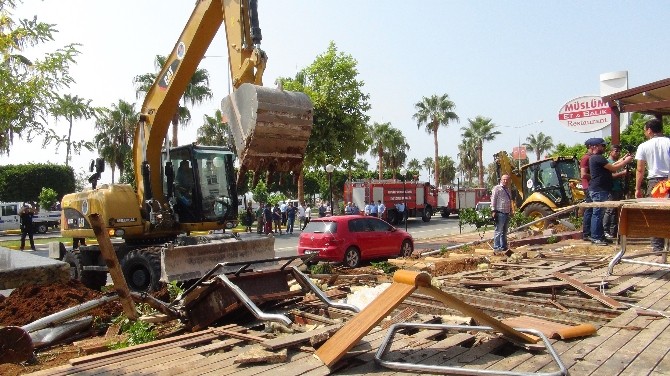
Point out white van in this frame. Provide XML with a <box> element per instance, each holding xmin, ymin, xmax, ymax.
<box><xmin>0</xmin><ymin>202</ymin><xmax>61</xmax><ymax>234</ymax></box>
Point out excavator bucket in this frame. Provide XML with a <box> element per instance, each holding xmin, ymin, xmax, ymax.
<box><xmin>222</xmin><ymin>83</ymin><xmax>313</xmax><ymax>177</ymax></box>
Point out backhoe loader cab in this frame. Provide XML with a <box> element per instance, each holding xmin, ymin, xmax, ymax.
<box><xmin>521</xmin><ymin>158</ymin><xmax>582</xmax><ymax>209</ymax></box>
<box><xmin>163</xmin><ymin>145</ymin><xmax>238</xmax><ymax>227</ymax></box>
<box><xmin>495</xmin><ymin>151</ymin><xmax>584</xmax><ymax>228</ymax></box>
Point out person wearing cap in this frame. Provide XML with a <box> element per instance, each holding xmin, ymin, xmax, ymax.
<box><xmin>603</xmin><ymin>144</ymin><xmax>628</xmax><ymax>238</ymax></box>
<box><xmin>580</xmin><ymin>138</ymin><xmax>596</xmax><ymax>241</ymax></box>
<box><xmin>634</xmin><ymin>118</ymin><xmax>670</xmax><ymax>252</ymax></box>
<box><xmin>588</xmin><ymin>138</ymin><xmax>634</xmax><ymax>246</ymax></box>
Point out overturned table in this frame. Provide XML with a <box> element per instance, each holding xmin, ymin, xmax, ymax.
<box><xmin>580</xmin><ymin>198</ymin><xmax>670</xmax><ymax>275</ymax></box>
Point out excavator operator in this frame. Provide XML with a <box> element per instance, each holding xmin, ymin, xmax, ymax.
<box><xmin>175</xmin><ymin>160</ymin><xmax>194</xmax><ymax>207</ymax></box>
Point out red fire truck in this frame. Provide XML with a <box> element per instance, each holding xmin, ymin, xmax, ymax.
<box><xmin>436</xmin><ymin>187</ymin><xmax>491</xmax><ymax>218</ymax></box>
<box><xmin>343</xmin><ymin>179</ymin><xmax>437</xmax><ymax>225</ymax></box>
<box><xmin>343</xmin><ymin>180</ymin><xmax>491</xmax><ymax>224</ymax></box>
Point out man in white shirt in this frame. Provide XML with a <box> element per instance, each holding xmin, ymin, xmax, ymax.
<box><xmin>377</xmin><ymin>200</ymin><xmax>386</xmax><ymax>220</ymax></box>
<box><xmin>635</xmin><ymin>118</ymin><xmax>670</xmax><ymax>252</ymax></box>
<box><xmin>302</xmin><ymin>204</ymin><xmax>311</xmax><ymax>230</ymax></box>
<box><xmin>298</xmin><ymin>203</ymin><xmax>306</xmax><ymax>230</ymax></box>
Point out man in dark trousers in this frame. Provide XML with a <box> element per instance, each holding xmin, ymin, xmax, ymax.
<box><xmin>588</xmin><ymin>138</ymin><xmax>633</xmax><ymax>246</ymax></box>
<box><xmin>19</xmin><ymin>203</ymin><xmax>36</xmax><ymax>251</ymax></box>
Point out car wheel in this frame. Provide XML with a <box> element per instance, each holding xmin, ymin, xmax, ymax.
<box><xmin>36</xmin><ymin>223</ymin><xmax>48</xmax><ymax>234</ymax></box>
<box><xmin>343</xmin><ymin>247</ymin><xmax>360</xmax><ymax>268</ymax></box>
<box><xmin>399</xmin><ymin>239</ymin><xmax>413</xmax><ymax>257</ymax></box>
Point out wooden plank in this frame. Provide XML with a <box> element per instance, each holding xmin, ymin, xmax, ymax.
<box><xmin>593</xmin><ymin>315</ymin><xmax>670</xmax><ymax>375</ymax></box>
<box><xmin>260</xmin><ymin>324</ymin><xmax>342</xmax><ymax>350</ymax></box>
<box><xmin>536</xmin><ymin>260</ymin><xmax>584</xmax><ymax>276</ymax></box>
<box><xmin>416</xmin><ymin>286</ymin><xmax>537</xmax><ymax>344</ymax></box>
<box><xmin>314</xmin><ymin>270</ymin><xmax>431</xmax><ymax>367</ymax></box>
<box><xmin>89</xmin><ymin>213</ymin><xmax>137</xmax><ymax>319</ymax></box>
<box><xmin>552</xmin><ymin>272</ymin><xmax>626</xmax><ymax>309</ymax></box>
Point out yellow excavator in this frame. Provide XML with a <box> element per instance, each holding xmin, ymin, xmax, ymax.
<box><xmin>56</xmin><ymin>0</ymin><xmax>313</xmax><ymax>291</ymax></box>
<box><xmin>494</xmin><ymin>151</ymin><xmax>585</xmax><ymax>229</ymax></box>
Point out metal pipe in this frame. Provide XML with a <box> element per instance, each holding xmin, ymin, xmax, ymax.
<box><xmin>22</xmin><ymin>294</ymin><xmax>119</xmax><ymax>333</ymax></box>
<box><xmin>215</xmin><ymin>273</ymin><xmax>292</xmax><ymax>326</ymax></box>
<box><xmin>291</xmin><ymin>267</ymin><xmax>360</xmax><ymax>313</ymax></box>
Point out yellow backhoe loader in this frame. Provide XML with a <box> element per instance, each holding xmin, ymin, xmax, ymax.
<box><xmin>494</xmin><ymin>151</ymin><xmax>585</xmax><ymax>229</ymax></box>
<box><xmin>55</xmin><ymin>0</ymin><xmax>313</xmax><ymax>291</ymax></box>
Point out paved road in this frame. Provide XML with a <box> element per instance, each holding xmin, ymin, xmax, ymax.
<box><xmin>273</xmin><ymin>216</ymin><xmax>474</xmax><ymax>257</ymax></box>
<box><xmin>11</xmin><ymin>215</ymin><xmax>476</xmax><ymax>260</ymax></box>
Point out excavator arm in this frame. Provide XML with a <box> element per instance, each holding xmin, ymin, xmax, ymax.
<box><xmin>134</xmin><ymin>0</ymin><xmax>270</xmax><ymax>208</ymax></box>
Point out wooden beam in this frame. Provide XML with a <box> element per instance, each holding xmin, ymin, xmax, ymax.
<box><xmin>88</xmin><ymin>213</ymin><xmax>137</xmax><ymax>320</ymax></box>
<box><xmin>552</xmin><ymin>272</ymin><xmax>626</xmax><ymax>309</ymax></box>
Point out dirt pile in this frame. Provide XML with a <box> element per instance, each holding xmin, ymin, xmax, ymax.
<box><xmin>0</xmin><ymin>280</ymin><xmax>122</xmax><ymax>327</ymax></box>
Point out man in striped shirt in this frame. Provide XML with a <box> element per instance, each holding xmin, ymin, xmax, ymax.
<box><xmin>491</xmin><ymin>174</ymin><xmax>513</xmax><ymax>254</ymax></box>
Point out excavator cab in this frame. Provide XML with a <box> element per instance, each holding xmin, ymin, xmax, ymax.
<box><xmin>163</xmin><ymin>145</ymin><xmax>238</xmax><ymax>228</ymax></box>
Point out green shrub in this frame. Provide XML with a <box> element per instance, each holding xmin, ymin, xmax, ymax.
<box><xmin>0</xmin><ymin>163</ymin><xmax>75</xmax><ymax>202</ymax></box>
<box><xmin>38</xmin><ymin>187</ymin><xmax>59</xmax><ymax>210</ymax></box>
<box><xmin>370</xmin><ymin>261</ymin><xmax>398</xmax><ymax>274</ymax></box>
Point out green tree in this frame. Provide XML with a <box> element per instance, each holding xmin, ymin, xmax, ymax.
<box><xmin>407</xmin><ymin>158</ymin><xmax>421</xmax><ymax>179</ymax></box>
<box><xmin>369</xmin><ymin>122</ymin><xmax>392</xmax><ymax>179</ymax></box>
<box><xmin>437</xmin><ymin>155</ymin><xmax>456</xmax><ymax>185</ymax></box>
<box><xmin>134</xmin><ymin>55</ymin><xmax>212</xmax><ymax>147</ymax></box>
<box><xmin>381</xmin><ymin>127</ymin><xmax>409</xmax><ymax>179</ymax></box>
<box><xmin>413</xmin><ymin>94</ymin><xmax>459</xmax><ymax>185</ymax></box>
<box><xmin>457</xmin><ymin>138</ymin><xmax>477</xmax><ymax>186</ymax></box>
<box><xmin>279</xmin><ymin>42</ymin><xmax>371</xmax><ymax>201</ymax></box>
<box><xmin>38</xmin><ymin>186</ymin><xmax>58</xmax><ymax>210</ymax></box>
<box><xmin>422</xmin><ymin>157</ymin><xmax>433</xmax><ymax>184</ymax></box>
<box><xmin>524</xmin><ymin>132</ymin><xmax>554</xmax><ymax>161</ymax></box>
<box><xmin>0</xmin><ymin>1</ymin><xmax>80</xmax><ymax>154</ymax></box>
<box><xmin>94</xmin><ymin>100</ymin><xmax>137</xmax><ymax>183</ymax></box>
<box><xmin>251</xmin><ymin>180</ymin><xmax>269</xmax><ymax>205</ymax></box>
<box><xmin>46</xmin><ymin>94</ymin><xmax>95</xmax><ymax>166</ymax></box>
<box><xmin>196</xmin><ymin>109</ymin><xmax>233</xmax><ymax>151</ymax></box>
<box><xmin>461</xmin><ymin>116</ymin><xmax>500</xmax><ymax>188</ymax></box>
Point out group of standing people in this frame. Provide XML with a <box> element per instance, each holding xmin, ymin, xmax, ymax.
<box><xmin>581</xmin><ymin>118</ymin><xmax>670</xmax><ymax>250</ymax></box>
<box><xmin>248</xmin><ymin>201</ymin><xmax>312</xmax><ymax>235</ymax></box>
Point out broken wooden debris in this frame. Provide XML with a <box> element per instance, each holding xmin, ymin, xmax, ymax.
<box><xmin>233</xmin><ymin>346</ymin><xmax>288</xmax><ymax>364</ymax></box>
<box><xmin>552</xmin><ymin>272</ymin><xmax>626</xmax><ymax>309</ymax></box>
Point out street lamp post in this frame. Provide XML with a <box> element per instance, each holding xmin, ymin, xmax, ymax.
<box><xmin>326</xmin><ymin>164</ymin><xmax>335</xmax><ymax>216</ymax></box>
<box><xmin>399</xmin><ymin>167</ymin><xmax>407</xmax><ymax>231</ymax></box>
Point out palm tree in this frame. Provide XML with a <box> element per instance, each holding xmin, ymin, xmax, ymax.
<box><xmin>461</xmin><ymin>116</ymin><xmax>501</xmax><ymax>188</ymax></box>
<box><xmin>196</xmin><ymin>109</ymin><xmax>234</xmax><ymax>151</ymax></box>
<box><xmin>457</xmin><ymin>138</ymin><xmax>478</xmax><ymax>186</ymax></box>
<box><xmin>422</xmin><ymin>157</ymin><xmax>433</xmax><ymax>184</ymax></box>
<box><xmin>407</xmin><ymin>158</ymin><xmax>421</xmax><ymax>179</ymax></box>
<box><xmin>94</xmin><ymin>100</ymin><xmax>138</xmax><ymax>183</ymax></box>
<box><xmin>368</xmin><ymin>122</ymin><xmax>393</xmax><ymax>179</ymax></box>
<box><xmin>50</xmin><ymin>94</ymin><xmax>94</xmax><ymax>166</ymax></box>
<box><xmin>524</xmin><ymin>132</ymin><xmax>554</xmax><ymax>161</ymax></box>
<box><xmin>437</xmin><ymin>155</ymin><xmax>456</xmax><ymax>185</ymax></box>
<box><xmin>413</xmin><ymin>94</ymin><xmax>459</xmax><ymax>185</ymax></box>
<box><xmin>382</xmin><ymin>128</ymin><xmax>409</xmax><ymax>179</ymax></box>
<box><xmin>134</xmin><ymin>55</ymin><xmax>212</xmax><ymax>147</ymax></box>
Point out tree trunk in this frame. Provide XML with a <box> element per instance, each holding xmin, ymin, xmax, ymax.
<box><xmin>477</xmin><ymin>141</ymin><xmax>484</xmax><ymax>188</ymax></box>
<box><xmin>297</xmin><ymin>171</ymin><xmax>304</xmax><ymax>204</ymax></box>
<box><xmin>65</xmin><ymin>117</ymin><xmax>73</xmax><ymax>166</ymax></box>
<box><xmin>378</xmin><ymin>144</ymin><xmax>383</xmax><ymax>180</ymax></box>
<box><xmin>171</xmin><ymin>111</ymin><xmax>179</xmax><ymax>147</ymax></box>
<box><xmin>433</xmin><ymin>126</ymin><xmax>439</xmax><ymax>186</ymax></box>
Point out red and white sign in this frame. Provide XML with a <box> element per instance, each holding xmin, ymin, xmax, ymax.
<box><xmin>558</xmin><ymin>95</ymin><xmax>612</xmax><ymax>133</ymax></box>
<box><xmin>512</xmin><ymin>146</ymin><xmax>527</xmax><ymax>160</ymax></box>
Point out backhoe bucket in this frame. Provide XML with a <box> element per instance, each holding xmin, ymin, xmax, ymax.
<box><xmin>222</xmin><ymin>83</ymin><xmax>313</xmax><ymax>175</ymax></box>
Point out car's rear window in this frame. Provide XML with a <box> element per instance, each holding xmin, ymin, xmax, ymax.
<box><xmin>302</xmin><ymin>220</ymin><xmax>337</xmax><ymax>234</ymax></box>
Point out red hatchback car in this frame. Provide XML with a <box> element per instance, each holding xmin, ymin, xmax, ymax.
<box><xmin>298</xmin><ymin>215</ymin><xmax>414</xmax><ymax>267</ymax></box>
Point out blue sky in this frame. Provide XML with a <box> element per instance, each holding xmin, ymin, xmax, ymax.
<box><xmin>6</xmin><ymin>0</ymin><xmax>670</xmax><ymax>184</ymax></box>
